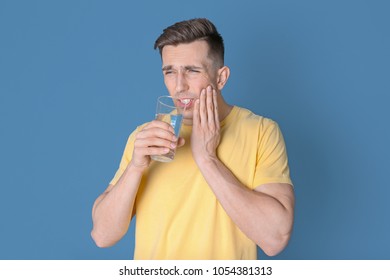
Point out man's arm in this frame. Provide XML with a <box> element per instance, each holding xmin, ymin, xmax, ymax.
<box><xmin>196</xmin><ymin>157</ymin><xmax>294</xmax><ymax>256</ymax></box>
<box><xmin>191</xmin><ymin>87</ymin><xmax>295</xmax><ymax>256</ymax></box>
<box><xmin>91</xmin><ymin>164</ymin><xmax>143</xmax><ymax>248</ymax></box>
<box><xmin>91</xmin><ymin>120</ymin><xmax>182</xmax><ymax>247</ymax></box>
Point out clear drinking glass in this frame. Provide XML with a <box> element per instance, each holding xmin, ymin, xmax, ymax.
<box><xmin>150</xmin><ymin>96</ymin><xmax>186</xmax><ymax>162</ymax></box>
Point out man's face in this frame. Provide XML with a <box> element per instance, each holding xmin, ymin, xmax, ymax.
<box><xmin>161</xmin><ymin>40</ymin><xmax>219</xmax><ymax>126</ymax></box>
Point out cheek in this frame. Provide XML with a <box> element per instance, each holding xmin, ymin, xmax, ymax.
<box><xmin>163</xmin><ymin>77</ymin><xmax>175</xmax><ymax>90</ymax></box>
<box><xmin>188</xmin><ymin>75</ymin><xmax>214</xmax><ymax>90</ymax></box>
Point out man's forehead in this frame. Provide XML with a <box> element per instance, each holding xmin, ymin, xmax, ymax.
<box><xmin>161</xmin><ymin>43</ymin><xmax>212</xmax><ymax>68</ymax></box>
<box><xmin>162</xmin><ymin>41</ymin><xmax>210</xmax><ymax>59</ymax></box>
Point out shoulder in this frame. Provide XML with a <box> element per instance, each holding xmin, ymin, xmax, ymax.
<box><xmin>230</xmin><ymin>107</ymin><xmax>284</xmax><ymax>147</ymax></box>
<box><xmin>232</xmin><ymin>106</ymin><xmax>278</xmax><ymax>131</ymax></box>
<box><xmin>127</xmin><ymin>122</ymin><xmax>149</xmax><ymax>138</ymax></box>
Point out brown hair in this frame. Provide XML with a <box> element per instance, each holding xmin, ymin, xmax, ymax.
<box><xmin>154</xmin><ymin>18</ymin><xmax>225</xmax><ymax>67</ymax></box>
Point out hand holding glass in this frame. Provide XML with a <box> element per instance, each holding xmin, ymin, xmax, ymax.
<box><xmin>151</xmin><ymin>96</ymin><xmax>187</xmax><ymax>162</ymax></box>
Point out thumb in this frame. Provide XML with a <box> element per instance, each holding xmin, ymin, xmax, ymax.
<box><xmin>177</xmin><ymin>137</ymin><xmax>186</xmax><ymax>148</ymax></box>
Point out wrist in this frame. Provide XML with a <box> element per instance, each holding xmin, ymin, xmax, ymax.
<box><xmin>128</xmin><ymin>160</ymin><xmax>148</xmax><ymax>174</ymax></box>
<box><xmin>195</xmin><ymin>154</ymin><xmax>219</xmax><ymax>168</ymax></box>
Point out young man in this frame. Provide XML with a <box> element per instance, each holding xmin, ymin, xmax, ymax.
<box><xmin>91</xmin><ymin>18</ymin><xmax>295</xmax><ymax>260</ymax></box>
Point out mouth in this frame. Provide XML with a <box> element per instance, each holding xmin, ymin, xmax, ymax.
<box><xmin>176</xmin><ymin>98</ymin><xmax>195</xmax><ymax>109</ymax></box>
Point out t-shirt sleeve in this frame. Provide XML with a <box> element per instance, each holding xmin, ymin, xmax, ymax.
<box><xmin>109</xmin><ymin>127</ymin><xmax>140</xmax><ymax>186</ymax></box>
<box><xmin>253</xmin><ymin>120</ymin><xmax>293</xmax><ymax>187</ymax></box>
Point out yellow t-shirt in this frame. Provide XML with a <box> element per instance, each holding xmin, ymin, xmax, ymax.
<box><xmin>110</xmin><ymin>106</ymin><xmax>292</xmax><ymax>259</ymax></box>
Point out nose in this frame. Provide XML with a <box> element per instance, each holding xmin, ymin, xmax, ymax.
<box><xmin>175</xmin><ymin>71</ymin><xmax>189</xmax><ymax>94</ymax></box>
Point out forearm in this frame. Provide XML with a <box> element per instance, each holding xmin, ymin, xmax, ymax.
<box><xmin>91</xmin><ymin>120</ymin><xmax>180</xmax><ymax>247</ymax></box>
<box><xmin>198</xmin><ymin>157</ymin><xmax>294</xmax><ymax>256</ymax></box>
<box><xmin>91</xmin><ymin>163</ymin><xmax>143</xmax><ymax>247</ymax></box>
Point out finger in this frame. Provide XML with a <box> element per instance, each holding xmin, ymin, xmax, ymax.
<box><xmin>177</xmin><ymin>137</ymin><xmax>186</xmax><ymax>148</ymax></box>
<box><xmin>193</xmin><ymin>93</ymin><xmax>200</xmax><ymax>128</ymax></box>
<box><xmin>135</xmin><ymin>138</ymin><xmax>177</xmax><ymax>150</ymax></box>
<box><xmin>206</xmin><ymin>86</ymin><xmax>215</xmax><ymax>129</ymax></box>
<box><xmin>137</xmin><ymin>126</ymin><xmax>177</xmax><ymax>142</ymax></box>
<box><xmin>145</xmin><ymin>120</ymin><xmax>175</xmax><ymax>134</ymax></box>
<box><xmin>213</xmin><ymin>88</ymin><xmax>220</xmax><ymax>130</ymax></box>
<box><xmin>199</xmin><ymin>88</ymin><xmax>207</xmax><ymax>126</ymax></box>
<box><xmin>138</xmin><ymin>147</ymin><xmax>170</xmax><ymax>156</ymax></box>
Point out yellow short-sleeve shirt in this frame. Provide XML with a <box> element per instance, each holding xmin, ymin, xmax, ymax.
<box><xmin>110</xmin><ymin>106</ymin><xmax>292</xmax><ymax>259</ymax></box>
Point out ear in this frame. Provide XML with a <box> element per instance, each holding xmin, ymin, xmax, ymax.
<box><xmin>217</xmin><ymin>66</ymin><xmax>230</xmax><ymax>90</ymax></box>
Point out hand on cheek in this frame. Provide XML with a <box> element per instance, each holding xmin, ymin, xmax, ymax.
<box><xmin>191</xmin><ymin>86</ymin><xmax>221</xmax><ymax>165</ymax></box>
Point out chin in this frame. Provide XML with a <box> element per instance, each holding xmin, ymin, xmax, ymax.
<box><xmin>182</xmin><ymin>119</ymin><xmax>193</xmax><ymax>126</ymax></box>
<box><xmin>181</xmin><ymin>111</ymin><xmax>193</xmax><ymax>119</ymax></box>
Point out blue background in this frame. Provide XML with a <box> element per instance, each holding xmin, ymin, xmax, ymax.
<box><xmin>1</xmin><ymin>0</ymin><xmax>389</xmax><ymax>260</ymax></box>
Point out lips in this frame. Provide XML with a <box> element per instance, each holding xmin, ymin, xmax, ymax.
<box><xmin>177</xmin><ymin>98</ymin><xmax>195</xmax><ymax>109</ymax></box>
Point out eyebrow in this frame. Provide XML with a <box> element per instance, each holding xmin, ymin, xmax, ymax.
<box><xmin>162</xmin><ymin>65</ymin><xmax>204</xmax><ymax>71</ymax></box>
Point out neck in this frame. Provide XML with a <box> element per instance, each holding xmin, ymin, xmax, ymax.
<box><xmin>217</xmin><ymin>94</ymin><xmax>233</xmax><ymax>122</ymax></box>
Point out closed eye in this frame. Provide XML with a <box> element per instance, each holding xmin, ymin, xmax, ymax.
<box><xmin>185</xmin><ymin>66</ymin><xmax>203</xmax><ymax>73</ymax></box>
<box><xmin>186</xmin><ymin>68</ymin><xmax>202</xmax><ymax>74</ymax></box>
<box><xmin>163</xmin><ymin>70</ymin><xmax>174</xmax><ymax>75</ymax></box>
